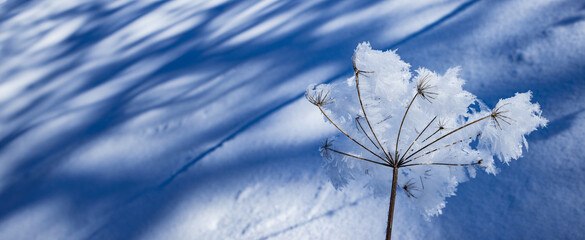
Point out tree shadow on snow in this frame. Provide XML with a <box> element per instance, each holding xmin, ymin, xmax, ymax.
<box><xmin>1</xmin><ymin>0</ymin><xmax>583</xmax><ymax>239</ymax></box>
<box><xmin>0</xmin><ymin>0</ymin><xmax>398</xmax><ymax>239</ymax></box>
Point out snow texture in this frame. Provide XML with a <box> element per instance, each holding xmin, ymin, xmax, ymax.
<box><xmin>0</xmin><ymin>0</ymin><xmax>584</xmax><ymax>239</ymax></box>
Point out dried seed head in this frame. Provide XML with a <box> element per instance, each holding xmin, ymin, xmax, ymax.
<box><xmin>320</xmin><ymin>139</ymin><xmax>334</xmax><ymax>159</ymax></box>
<box><xmin>490</xmin><ymin>103</ymin><xmax>514</xmax><ymax>130</ymax></box>
<box><xmin>402</xmin><ymin>178</ymin><xmax>420</xmax><ymax>198</ymax></box>
<box><xmin>306</xmin><ymin>89</ymin><xmax>333</xmax><ymax>106</ymax></box>
<box><xmin>437</xmin><ymin>118</ymin><xmax>448</xmax><ymax>130</ymax></box>
<box><xmin>416</xmin><ymin>75</ymin><xmax>438</xmax><ymax>102</ymax></box>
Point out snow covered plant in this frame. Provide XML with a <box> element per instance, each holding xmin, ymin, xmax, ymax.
<box><xmin>305</xmin><ymin>43</ymin><xmax>547</xmax><ymax>240</ymax></box>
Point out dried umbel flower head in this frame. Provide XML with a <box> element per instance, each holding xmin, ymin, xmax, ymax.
<box><xmin>306</xmin><ymin>42</ymin><xmax>547</xmax><ymax>239</ymax></box>
<box><xmin>320</xmin><ymin>138</ymin><xmax>334</xmax><ymax>160</ymax></box>
<box><xmin>490</xmin><ymin>103</ymin><xmax>514</xmax><ymax>129</ymax></box>
<box><xmin>436</xmin><ymin>118</ymin><xmax>447</xmax><ymax>131</ymax></box>
<box><xmin>402</xmin><ymin>178</ymin><xmax>420</xmax><ymax>199</ymax></box>
<box><xmin>416</xmin><ymin>75</ymin><xmax>437</xmax><ymax>102</ymax></box>
<box><xmin>305</xmin><ymin>89</ymin><xmax>333</xmax><ymax>107</ymax></box>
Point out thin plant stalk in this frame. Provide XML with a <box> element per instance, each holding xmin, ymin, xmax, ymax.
<box><xmin>401</xmin><ymin>161</ymin><xmax>482</xmax><ymax>167</ymax></box>
<box><xmin>409</xmin><ymin>134</ymin><xmax>481</xmax><ymax>161</ymax></box>
<box><xmin>395</xmin><ymin>93</ymin><xmax>418</xmax><ymax>161</ymax></box>
<box><xmin>396</xmin><ymin>75</ymin><xmax>436</xmax><ymax>163</ymax></box>
<box><xmin>356</xmin><ymin>116</ymin><xmax>380</xmax><ymax>150</ymax></box>
<box><xmin>386</xmin><ymin>166</ymin><xmax>399</xmax><ymax>240</ymax></box>
<box><xmin>402</xmin><ymin>114</ymin><xmax>491</xmax><ymax>164</ymax></box>
<box><xmin>422</xmin><ymin>128</ymin><xmax>441</xmax><ymax>143</ymax></box>
<box><xmin>318</xmin><ymin>106</ymin><xmax>389</xmax><ymax>163</ymax></box>
<box><xmin>399</xmin><ymin>116</ymin><xmax>436</xmax><ymax>164</ymax></box>
<box><xmin>355</xmin><ymin>72</ymin><xmax>394</xmax><ymax>164</ymax></box>
<box><xmin>326</xmin><ymin>147</ymin><xmax>391</xmax><ymax>167</ymax></box>
<box><xmin>421</xmin><ymin>119</ymin><xmax>447</xmax><ymax>143</ymax></box>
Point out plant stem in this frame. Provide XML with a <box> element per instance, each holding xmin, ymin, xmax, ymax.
<box><xmin>326</xmin><ymin>147</ymin><xmax>392</xmax><ymax>168</ymax></box>
<box><xmin>396</xmin><ymin>93</ymin><xmax>418</xmax><ymax>161</ymax></box>
<box><xmin>403</xmin><ymin>114</ymin><xmax>490</xmax><ymax>164</ymax></box>
<box><xmin>399</xmin><ymin>116</ymin><xmax>436</xmax><ymax>163</ymax></box>
<box><xmin>401</xmin><ymin>161</ymin><xmax>482</xmax><ymax>167</ymax></box>
<box><xmin>356</xmin><ymin>116</ymin><xmax>380</xmax><ymax>150</ymax></box>
<box><xmin>355</xmin><ymin>75</ymin><xmax>394</xmax><ymax>163</ymax></box>
<box><xmin>318</xmin><ymin>106</ymin><xmax>388</xmax><ymax>163</ymax></box>
<box><xmin>386</xmin><ymin>166</ymin><xmax>399</xmax><ymax>240</ymax></box>
<box><xmin>408</xmin><ymin>133</ymin><xmax>481</xmax><ymax>161</ymax></box>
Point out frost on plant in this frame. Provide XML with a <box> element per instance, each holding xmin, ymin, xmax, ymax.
<box><xmin>306</xmin><ymin>42</ymin><xmax>547</xmax><ymax>220</ymax></box>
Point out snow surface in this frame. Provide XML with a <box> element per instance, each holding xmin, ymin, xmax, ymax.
<box><xmin>0</xmin><ymin>0</ymin><xmax>584</xmax><ymax>239</ymax></box>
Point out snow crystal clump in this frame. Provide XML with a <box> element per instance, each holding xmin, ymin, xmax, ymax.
<box><xmin>306</xmin><ymin>42</ymin><xmax>547</xmax><ymax>218</ymax></box>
